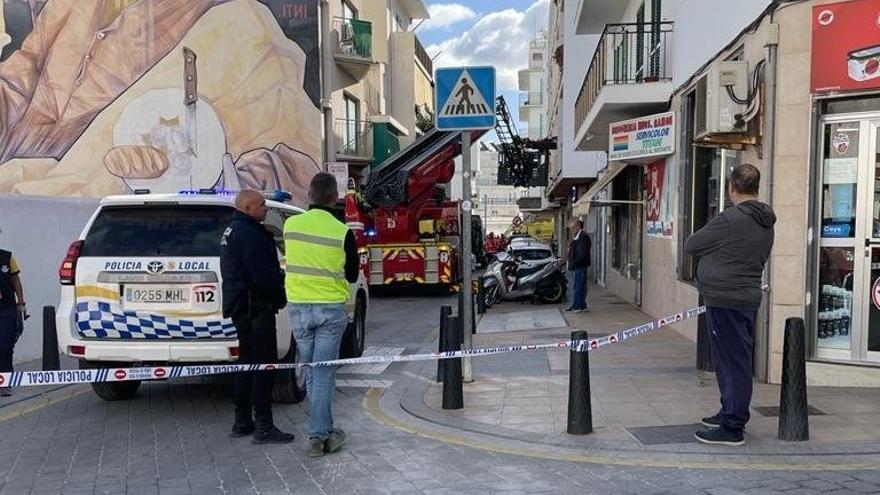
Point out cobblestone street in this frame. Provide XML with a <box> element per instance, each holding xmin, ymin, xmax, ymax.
<box><xmin>0</xmin><ymin>294</ymin><xmax>879</xmax><ymax>495</ymax></box>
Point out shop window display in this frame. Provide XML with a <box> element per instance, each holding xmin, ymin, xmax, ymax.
<box><xmin>818</xmin><ymin>247</ymin><xmax>853</xmax><ymax>350</ymax></box>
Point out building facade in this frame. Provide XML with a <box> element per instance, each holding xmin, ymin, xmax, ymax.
<box><xmin>543</xmin><ymin>0</ymin><xmax>603</xmax><ymax>259</ymax></box>
<box><xmin>572</xmin><ymin>0</ymin><xmax>880</xmax><ymax>386</ymax></box>
<box><xmin>327</xmin><ymin>0</ymin><xmax>432</xmax><ymax>180</ymax></box>
<box><xmin>475</xmin><ymin>142</ymin><xmax>522</xmax><ymax>236</ymax></box>
<box><xmin>515</xmin><ymin>35</ymin><xmax>553</xmax><ymax>216</ymax></box>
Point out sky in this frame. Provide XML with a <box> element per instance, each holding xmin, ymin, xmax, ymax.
<box><xmin>412</xmin><ymin>0</ymin><xmax>551</xmax><ymax>139</ymax></box>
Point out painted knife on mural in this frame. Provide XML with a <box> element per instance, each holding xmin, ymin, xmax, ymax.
<box><xmin>183</xmin><ymin>47</ymin><xmax>198</xmax><ymax>157</ymax></box>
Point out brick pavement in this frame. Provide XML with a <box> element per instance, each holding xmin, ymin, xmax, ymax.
<box><xmin>414</xmin><ymin>287</ymin><xmax>880</xmax><ymax>451</ymax></box>
<box><xmin>0</xmin><ymin>365</ymin><xmax>879</xmax><ymax>494</ymax></box>
<box><xmin>0</xmin><ymin>290</ymin><xmax>879</xmax><ymax>494</ymax></box>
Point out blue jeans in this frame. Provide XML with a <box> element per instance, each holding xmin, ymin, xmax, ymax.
<box><xmin>570</xmin><ymin>269</ymin><xmax>588</xmax><ymax>310</ymax></box>
<box><xmin>288</xmin><ymin>303</ymin><xmax>347</xmax><ymax>440</ymax></box>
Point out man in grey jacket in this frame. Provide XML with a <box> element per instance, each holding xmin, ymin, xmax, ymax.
<box><xmin>685</xmin><ymin>163</ymin><xmax>775</xmax><ymax>446</ymax></box>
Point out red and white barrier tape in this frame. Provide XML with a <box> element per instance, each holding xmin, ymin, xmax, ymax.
<box><xmin>0</xmin><ymin>307</ymin><xmax>705</xmax><ymax>389</ymax></box>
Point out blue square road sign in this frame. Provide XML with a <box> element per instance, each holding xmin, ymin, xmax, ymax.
<box><xmin>434</xmin><ymin>66</ymin><xmax>496</xmax><ymax>131</ymax></box>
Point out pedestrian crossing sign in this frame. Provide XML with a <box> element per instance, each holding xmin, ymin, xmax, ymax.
<box><xmin>434</xmin><ymin>66</ymin><xmax>496</xmax><ymax>130</ymax></box>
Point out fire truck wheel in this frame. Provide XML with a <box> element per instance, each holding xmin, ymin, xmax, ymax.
<box><xmin>341</xmin><ymin>296</ymin><xmax>366</xmax><ymax>358</ymax></box>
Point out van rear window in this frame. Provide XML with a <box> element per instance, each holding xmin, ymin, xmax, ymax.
<box><xmin>512</xmin><ymin>249</ymin><xmax>552</xmax><ymax>261</ymax></box>
<box><xmin>81</xmin><ymin>206</ymin><xmax>234</xmax><ymax>257</ymax></box>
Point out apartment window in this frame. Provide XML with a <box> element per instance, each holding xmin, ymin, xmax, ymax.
<box><xmin>650</xmin><ymin>0</ymin><xmax>662</xmax><ymax>78</ymax></box>
<box><xmin>342</xmin><ymin>0</ymin><xmax>356</xmax><ymax>20</ymax></box>
<box><xmin>679</xmin><ymin>89</ymin><xmax>741</xmax><ymax>282</ymax></box>
<box><xmin>636</xmin><ymin>2</ymin><xmax>645</xmax><ymax>82</ymax></box>
<box><xmin>343</xmin><ymin>94</ymin><xmax>360</xmax><ymax>155</ymax></box>
<box><xmin>611</xmin><ymin>166</ymin><xmax>643</xmax><ymax>273</ymax></box>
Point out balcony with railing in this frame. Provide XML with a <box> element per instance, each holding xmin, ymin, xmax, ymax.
<box><xmin>333</xmin><ymin>17</ymin><xmax>373</xmax><ymax>79</ymax></box>
<box><xmin>574</xmin><ymin>21</ymin><xmax>674</xmax><ymax>152</ymax></box>
<box><xmin>414</xmin><ymin>35</ymin><xmax>433</xmax><ymax>76</ymax></box>
<box><xmin>334</xmin><ymin>119</ymin><xmax>373</xmax><ymax>161</ymax></box>
<box><xmin>519</xmin><ymin>90</ymin><xmax>544</xmax><ymax>120</ymax></box>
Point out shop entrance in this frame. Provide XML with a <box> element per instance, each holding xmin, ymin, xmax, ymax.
<box><xmin>816</xmin><ymin>114</ymin><xmax>880</xmax><ymax>363</ymax></box>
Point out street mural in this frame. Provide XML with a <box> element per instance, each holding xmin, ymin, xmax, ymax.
<box><xmin>0</xmin><ymin>0</ymin><xmax>321</xmax><ymax>205</ymax></box>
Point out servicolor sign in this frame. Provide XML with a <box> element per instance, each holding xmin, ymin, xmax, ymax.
<box><xmin>609</xmin><ymin>112</ymin><xmax>675</xmax><ymax>162</ymax></box>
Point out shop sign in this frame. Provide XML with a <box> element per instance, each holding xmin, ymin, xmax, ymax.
<box><xmin>811</xmin><ymin>0</ymin><xmax>880</xmax><ymax>93</ymax></box>
<box><xmin>327</xmin><ymin>161</ymin><xmax>348</xmax><ymax>197</ymax></box>
<box><xmin>823</xmin><ymin>223</ymin><xmax>853</xmax><ymax>238</ymax></box>
<box><xmin>872</xmin><ymin>278</ymin><xmax>880</xmax><ymax>311</ymax></box>
<box><xmin>644</xmin><ymin>159</ymin><xmax>674</xmax><ymax>238</ymax></box>
<box><xmin>608</xmin><ymin>112</ymin><xmax>675</xmax><ymax>162</ymax></box>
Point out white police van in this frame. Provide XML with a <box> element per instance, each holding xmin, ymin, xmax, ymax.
<box><xmin>56</xmin><ymin>190</ymin><xmax>368</xmax><ymax>402</ymax></box>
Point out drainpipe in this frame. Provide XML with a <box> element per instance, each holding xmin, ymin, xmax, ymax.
<box><xmin>320</xmin><ymin>0</ymin><xmax>334</xmax><ymax>170</ymax></box>
<box><xmin>758</xmin><ymin>22</ymin><xmax>779</xmax><ymax>384</ymax></box>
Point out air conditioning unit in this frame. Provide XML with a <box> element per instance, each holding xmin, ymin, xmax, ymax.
<box><xmin>694</xmin><ymin>61</ymin><xmax>749</xmax><ymax>139</ymax></box>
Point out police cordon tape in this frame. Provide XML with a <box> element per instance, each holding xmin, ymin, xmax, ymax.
<box><xmin>0</xmin><ymin>307</ymin><xmax>705</xmax><ymax>389</ymax></box>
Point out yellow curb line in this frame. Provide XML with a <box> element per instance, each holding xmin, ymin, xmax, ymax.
<box><xmin>0</xmin><ymin>386</ymin><xmax>89</xmax><ymax>423</ymax></box>
<box><xmin>362</xmin><ymin>388</ymin><xmax>879</xmax><ymax>471</ymax></box>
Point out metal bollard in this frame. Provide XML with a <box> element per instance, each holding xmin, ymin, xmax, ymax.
<box><xmin>442</xmin><ymin>315</ymin><xmax>464</xmax><ymax>410</ymax></box>
<box><xmin>42</xmin><ymin>306</ymin><xmax>60</xmax><ymax>371</ymax></box>
<box><xmin>567</xmin><ymin>330</ymin><xmax>593</xmax><ymax>434</ymax></box>
<box><xmin>436</xmin><ymin>305</ymin><xmax>452</xmax><ymax>383</ymax></box>
<box><xmin>778</xmin><ymin>317</ymin><xmax>809</xmax><ymax>441</ymax></box>
<box><xmin>476</xmin><ymin>277</ymin><xmax>486</xmax><ymax>314</ymax></box>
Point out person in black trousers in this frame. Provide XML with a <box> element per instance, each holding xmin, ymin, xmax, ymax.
<box><xmin>685</xmin><ymin>164</ymin><xmax>775</xmax><ymax>446</ymax></box>
<box><xmin>0</xmin><ymin>242</ymin><xmax>26</xmax><ymax>397</ymax></box>
<box><xmin>565</xmin><ymin>219</ymin><xmax>591</xmax><ymax>313</ymax></box>
<box><xmin>220</xmin><ymin>190</ymin><xmax>294</xmax><ymax>444</ymax></box>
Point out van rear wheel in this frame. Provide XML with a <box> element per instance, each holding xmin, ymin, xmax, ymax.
<box><xmin>272</xmin><ymin>342</ymin><xmax>307</xmax><ymax>404</ymax></box>
<box><xmin>79</xmin><ymin>360</ymin><xmax>141</xmax><ymax>401</ymax></box>
<box><xmin>340</xmin><ymin>297</ymin><xmax>366</xmax><ymax>358</ymax></box>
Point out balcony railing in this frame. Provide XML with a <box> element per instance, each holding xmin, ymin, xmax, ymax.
<box><xmin>519</xmin><ymin>91</ymin><xmax>544</xmax><ymax>107</ymax></box>
<box><xmin>364</xmin><ymin>68</ymin><xmax>382</xmax><ymax>115</ymax></box>
<box><xmin>333</xmin><ymin>17</ymin><xmax>372</xmax><ymax>59</ymax></box>
<box><xmin>414</xmin><ymin>35</ymin><xmax>433</xmax><ymax>75</ymax></box>
<box><xmin>334</xmin><ymin>119</ymin><xmax>372</xmax><ymax>159</ymax></box>
<box><xmin>575</xmin><ymin>21</ymin><xmax>673</xmax><ymax>132</ymax></box>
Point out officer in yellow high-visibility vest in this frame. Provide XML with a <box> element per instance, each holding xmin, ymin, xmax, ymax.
<box><xmin>284</xmin><ymin>172</ymin><xmax>358</xmax><ymax>458</ymax></box>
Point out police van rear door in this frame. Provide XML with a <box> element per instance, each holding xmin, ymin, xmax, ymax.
<box><xmin>75</xmin><ymin>205</ymin><xmax>234</xmax><ymax>340</ymax></box>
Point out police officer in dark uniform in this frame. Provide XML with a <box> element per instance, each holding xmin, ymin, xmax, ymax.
<box><xmin>220</xmin><ymin>190</ymin><xmax>294</xmax><ymax>444</ymax></box>
<box><xmin>0</xmin><ymin>237</ymin><xmax>26</xmax><ymax>397</ymax></box>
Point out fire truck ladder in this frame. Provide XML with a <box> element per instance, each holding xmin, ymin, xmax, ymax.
<box><xmin>494</xmin><ymin>96</ymin><xmax>528</xmax><ymax>179</ymax></box>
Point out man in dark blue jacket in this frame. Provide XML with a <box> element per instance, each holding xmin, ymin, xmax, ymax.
<box><xmin>566</xmin><ymin>219</ymin><xmax>591</xmax><ymax>313</ymax></box>
<box><xmin>685</xmin><ymin>164</ymin><xmax>775</xmax><ymax>446</ymax></box>
<box><xmin>220</xmin><ymin>190</ymin><xmax>294</xmax><ymax>444</ymax></box>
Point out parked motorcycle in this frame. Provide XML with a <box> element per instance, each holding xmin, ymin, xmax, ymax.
<box><xmin>481</xmin><ymin>252</ymin><xmax>567</xmax><ymax>308</ymax></box>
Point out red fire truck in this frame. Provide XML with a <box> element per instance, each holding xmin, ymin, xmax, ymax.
<box><xmin>345</xmin><ymin>128</ymin><xmax>486</xmax><ymax>289</ymax></box>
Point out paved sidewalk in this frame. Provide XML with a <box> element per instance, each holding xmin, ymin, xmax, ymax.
<box><xmin>374</xmin><ymin>286</ymin><xmax>880</xmax><ymax>470</ymax></box>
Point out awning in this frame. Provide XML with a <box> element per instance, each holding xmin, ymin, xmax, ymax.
<box><xmin>571</xmin><ymin>162</ymin><xmax>631</xmax><ymax>217</ymax></box>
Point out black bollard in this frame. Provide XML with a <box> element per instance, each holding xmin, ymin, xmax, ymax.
<box><xmin>442</xmin><ymin>315</ymin><xmax>464</xmax><ymax>410</ymax></box>
<box><xmin>567</xmin><ymin>330</ymin><xmax>593</xmax><ymax>434</ymax></box>
<box><xmin>471</xmin><ymin>291</ymin><xmax>477</xmax><ymax>334</ymax></box>
<box><xmin>436</xmin><ymin>305</ymin><xmax>452</xmax><ymax>383</ymax></box>
<box><xmin>476</xmin><ymin>277</ymin><xmax>486</xmax><ymax>315</ymax></box>
<box><xmin>778</xmin><ymin>317</ymin><xmax>809</xmax><ymax>441</ymax></box>
<box><xmin>42</xmin><ymin>306</ymin><xmax>60</xmax><ymax>371</ymax></box>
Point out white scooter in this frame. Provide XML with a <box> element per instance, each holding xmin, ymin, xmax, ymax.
<box><xmin>481</xmin><ymin>252</ymin><xmax>567</xmax><ymax>308</ymax></box>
